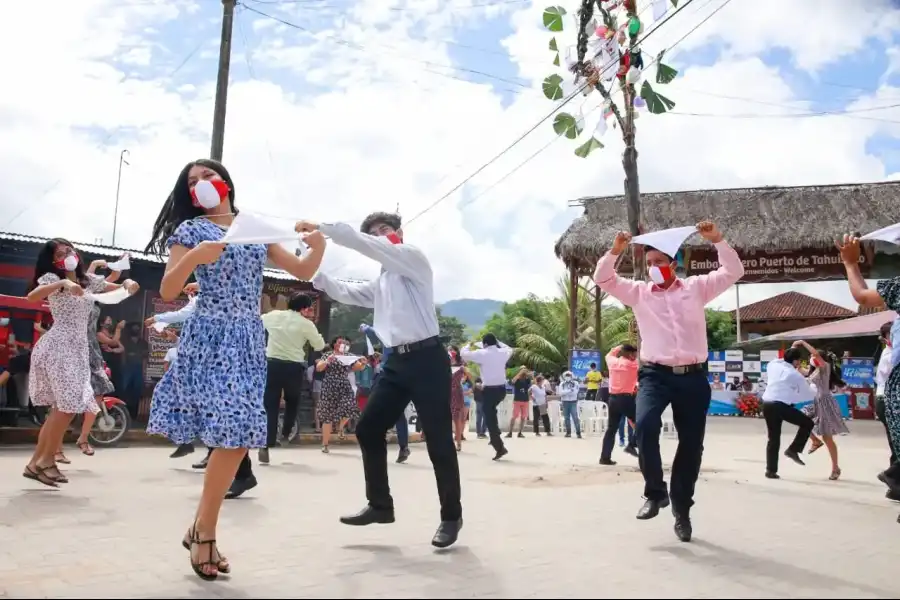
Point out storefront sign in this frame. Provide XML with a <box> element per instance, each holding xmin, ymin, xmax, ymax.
<box><xmin>143</xmin><ymin>293</ymin><xmax>187</xmax><ymax>383</ymax></box>
<box><xmin>261</xmin><ymin>280</ymin><xmax>324</xmax><ymax>324</ymax></box>
<box><xmin>684</xmin><ymin>248</ymin><xmax>870</xmax><ymax>284</ymax></box>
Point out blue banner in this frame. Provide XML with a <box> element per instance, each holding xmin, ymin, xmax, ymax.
<box><xmin>570</xmin><ymin>349</ymin><xmax>602</xmax><ymax>381</ymax></box>
<box><xmin>841</xmin><ymin>357</ymin><xmax>875</xmax><ymax>387</ymax></box>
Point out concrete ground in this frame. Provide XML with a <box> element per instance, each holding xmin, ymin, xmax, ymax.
<box><xmin>0</xmin><ymin>418</ymin><xmax>897</xmax><ymax>599</ymax></box>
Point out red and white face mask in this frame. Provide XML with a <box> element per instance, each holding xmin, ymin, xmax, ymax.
<box><xmin>385</xmin><ymin>232</ymin><xmax>402</xmax><ymax>245</ymax></box>
<box><xmin>191</xmin><ymin>179</ymin><xmax>230</xmax><ymax>209</ymax></box>
<box><xmin>55</xmin><ymin>254</ymin><xmax>79</xmax><ymax>272</ymax></box>
<box><xmin>448</xmin><ymin>350</ymin><xmax>458</xmax><ymax>363</ymax></box>
<box><xmin>648</xmin><ymin>264</ymin><xmax>673</xmax><ymax>285</ymax></box>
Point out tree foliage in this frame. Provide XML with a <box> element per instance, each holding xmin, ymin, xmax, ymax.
<box><xmin>541</xmin><ymin>0</ymin><xmax>680</xmax><ymax>158</ymax></box>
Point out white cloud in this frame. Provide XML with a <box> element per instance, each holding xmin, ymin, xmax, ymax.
<box><xmin>1</xmin><ymin>0</ymin><xmax>899</xmax><ymax>311</ymax></box>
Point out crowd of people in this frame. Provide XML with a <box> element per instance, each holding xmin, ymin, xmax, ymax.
<box><xmin>15</xmin><ymin>155</ymin><xmax>900</xmax><ymax>582</ymax></box>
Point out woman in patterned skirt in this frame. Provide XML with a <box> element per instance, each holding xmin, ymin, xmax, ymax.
<box><xmin>145</xmin><ymin>158</ymin><xmax>326</xmax><ymax>580</ymax></box>
<box><xmin>22</xmin><ymin>239</ymin><xmax>139</xmax><ymax>487</ymax></box>
<box><xmin>837</xmin><ymin>234</ymin><xmax>900</xmax><ymax>519</ymax></box>
<box><xmin>449</xmin><ymin>346</ymin><xmax>471</xmax><ymax>452</ymax></box>
<box><xmin>316</xmin><ymin>336</ymin><xmax>366</xmax><ymax>453</ymax></box>
<box><xmin>792</xmin><ymin>340</ymin><xmax>848</xmax><ymax>480</ymax></box>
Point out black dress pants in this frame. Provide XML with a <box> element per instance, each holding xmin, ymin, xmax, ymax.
<box><xmin>263</xmin><ymin>358</ymin><xmax>306</xmax><ymax>446</ymax></box>
<box><xmin>762</xmin><ymin>401</ymin><xmax>813</xmax><ymax>475</ymax></box>
<box><xmin>354</xmin><ymin>342</ymin><xmax>462</xmax><ymax>521</ymax></box>
<box><xmin>480</xmin><ymin>385</ymin><xmax>507</xmax><ymax>452</ymax></box>
<box><xmin>601</xmin><ymin>393</ymin><xmax>637</xmax><ymax>460</ymax></box>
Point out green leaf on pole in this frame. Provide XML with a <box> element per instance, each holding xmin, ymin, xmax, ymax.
<box><xmin>640</xmin><ymin>81</ymin><xmax>676</xmax><ymax>114</ymax></box>
<box><xmin>553</xmin><ymin>112</ymin><xmax>582</xmax><ymax>139</ymax></box>
<box><xmin>553</xmin><ymin>53</ymin><xmax>560</xmax><ymax>66</ymax></box>
<box><xmin>656</xmin><ymin>63</ymin><xmax>678</xmax><ymax>84</ymax></box>
<box><xmin>542</xmin><ymin>6</ymin><xmax>566</xmax><ymax>32</ymax></box>
<box><xmin>542</xmin><ymin>74</ymin><xmax>564</xmax><ymax>100</ymax></box>
<box><xmin>549</xmin><ymin>37</ymin><xmax>558</xmax><ymax>52</ymax></box>
<box><xmin>574</xmin><ymin>137</ymin><xmax>604</xmax><ymax>158</ymax></box>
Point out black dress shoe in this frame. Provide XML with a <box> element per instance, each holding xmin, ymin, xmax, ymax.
<box><xmin>673</xmin><ymin>514</ymin><xmax>692</xmax><ymax>542</ymax></box>
<box><xmin>396</xmin><ymin>447</ymin><xmax>410</xmax><ymax>464</ymax></box>
<box><xmin>886</xmin><ymin>489</ymin><xmax>900</xmax><ymax>502</ymax></box>
<box><xmin>170</xmin><ymin>443</ymin><xmax>195</xmax><ymax>459</ymax></box>
<box><xmin>492</xmin><ymin>447</ymin><xmax>508</xmax><ymax>461</ymax></box>
<box><xmin>339</xmin><ymin>506</ymin><xmax>396</xmax><ymax>526</ymax></box>
<box><xmin>432</xmin><ymin>518</ymin><xmax>463</xmax><ymax>548</ymax></box>
<box><xmin>636</xmin><ymin>497</ymin><xmax>669</xmax><ymax>520</ymax></box>
<box><xmin>765</xmin><ymin>471</ymin><xmax>780</xmax><ymax>479</ymax></box>
<box><xmin>598</xmin><ymin>457</ymin><xmax>616</xmax><ymax>466</ymax></box>
<box><xmin>192</xmin><ymin>455</ymin><xmax>209</xmax><ymax>470</ymax></box>
<box><xmin>225</xmin><ymin>474</ymin><xmax>258</xmax><ymax>499</ymax></box>
<box><xmin>623</xmin><ymin>445</ymin><xmax>638</xmax><ymax>458</ymax></box>
<box><xmin>784</xmin><ymin>449</ymin><xmax>805</xmax><ymax>466</ymax></box>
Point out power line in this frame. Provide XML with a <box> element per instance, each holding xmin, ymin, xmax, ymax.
<box><xmin>405</xmin><ymin>0</ymin><xmax>725</xmax><ymax>225</ymax></box>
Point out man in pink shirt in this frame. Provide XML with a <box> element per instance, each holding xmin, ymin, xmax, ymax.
<box><xmin>599</xmin><ymin>344</ymin><xmax>639</xmax><ymax>465</ymax></box>
<box><xmin>594</xmin><ymin>221</ymin><xmax>743</xmax><ymax>543</ymax></box>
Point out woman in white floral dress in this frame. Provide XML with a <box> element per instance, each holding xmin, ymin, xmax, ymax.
<box><xmin>22</xmin><ymin>238</ymin><xmax>139</xmax><ymax>487</ymax></box>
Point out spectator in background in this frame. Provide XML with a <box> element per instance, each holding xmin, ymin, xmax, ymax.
<box><xmin>585</xmin><ymin>363</ymin><xmax>602</xmax><ymax>400</ymax></box>
<box><xmin>472</xmin><ymin>377</ymin><xmax>486</xmax><ymax>439</ymax></box>
<box><xmin>875</xmin><ymin>321</ymin><xmax>897</xmax><ymax>476</ymax></box>
<box><xmin>120</xmin><ymin>322</ymin><xmax>147</xmax><ymax>418</ymax></box>
<box><xmin>507</xmin><ymin>366</ymin><xmax>531</xmax><ymax>439</ymax></box>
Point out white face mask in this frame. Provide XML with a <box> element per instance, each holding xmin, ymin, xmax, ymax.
<box><xmin>63</xmin><ymin>255</ymin><xmax>79</xmax><ymax>272</ymax></box>
<box><xmin>193</xmin><ymin>179</ymin><xmax>222</xmax><ymax>209</ymax></box>
<box><xmin>338</xmin><ymin>343</ymin><xmax>349</xmax><ymax>353</ymax></box>
<box><xmin>0</xmin><ymin>318</ymin><xmax>8</xmax><ymax>327</ymax></box>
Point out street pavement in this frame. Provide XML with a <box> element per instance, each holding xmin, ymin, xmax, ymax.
<box><xmin>0</xmin><ymin>418</ymin><xmax>897</xmax><ymax>599</ymax></box>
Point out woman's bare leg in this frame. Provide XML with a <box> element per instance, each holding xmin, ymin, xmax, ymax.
<box><xmin>823</xmin><ymin>434</ymin><xmax>839</xmax><ymax>476</ymax></box>
<box><xmin>29</xmin><ymin>410</ymin><xmax>74</xmax><ymax>471</ymax></box>
<box><xmin>191</xmin><ymin>447</ymin><xmax>246</xmax><ymax>577</ymax></box>
<box><xmin>321</xmin><ymin>422</ymin><xmax>332</xmax><ymax>448</ymax></box>
<box><xmin>76</xmin><ymin>398</ymin><xmax>101</xmax><ymax>452</ymax></box>
<box><xmin>454</xmin><ymin>418</ymin><xmax>464</xmax><ymax>449</ymax></box>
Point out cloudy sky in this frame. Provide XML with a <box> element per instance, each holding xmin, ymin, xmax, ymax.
<box><xmin>1</xmin><ymin>0</ymin><xmax>898</xmax><ymax>311</ymax></box>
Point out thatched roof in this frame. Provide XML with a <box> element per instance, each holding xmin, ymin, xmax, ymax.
<box><xmin>555</xmin><ymin>181</ymin><xmax>900</xmax><ymax>270</ymax></box>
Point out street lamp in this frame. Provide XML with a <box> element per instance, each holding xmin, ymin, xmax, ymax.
<box><xmin>112</xmin><ymin>149</ymin><xmax>130</xmax><ymax>247</ymax></box>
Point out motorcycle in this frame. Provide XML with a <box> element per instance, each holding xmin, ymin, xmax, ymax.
<box><xmin>68</xmin><ymin>365</ymin><xmax>131</xmax><ymax>446</ymax></box>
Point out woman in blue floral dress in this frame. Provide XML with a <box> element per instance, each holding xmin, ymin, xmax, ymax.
<box><xmin>145</xmin><ymin>158</ymin><xmax>326</xmax><ymax>580</ymax></box>
<box><xmin>838</xmin><ymin>234</ymin><xmax>900</xmax><ymax>522</ymax></box>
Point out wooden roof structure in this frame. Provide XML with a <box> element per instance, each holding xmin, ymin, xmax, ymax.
<box><xmin>555</xmin><ymin>181</ymin><xmax>900</xmax><ymax>276</ymax></box>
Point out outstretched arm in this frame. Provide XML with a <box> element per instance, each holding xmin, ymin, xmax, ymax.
<box><xmin>312</xmin><ymin>272</ymin><xmax>376</xmax><ymax>308</ymax></box>
<box><xmin>318</xmin><ymin>222</ymin><xmax>431</xmax><ymax>283</ymax></box>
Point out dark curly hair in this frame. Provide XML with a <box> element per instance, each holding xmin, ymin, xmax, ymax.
<box><xmin>360</xmin><ymin>212</ymin><xmax>401</xmax><ymax>234</ymax></box>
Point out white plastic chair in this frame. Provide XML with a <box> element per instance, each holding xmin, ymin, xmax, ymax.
<box><xmin>546</xmin><ymin>401</ymin><xmax>564</xmax><ymax>434</ymax></box>
<box><xmin>661</xmin><ymin>405</ymin><xmax>677</xmax><ymax>438</ymax></box>
<box><xmin>578</xmin><ymin>401</ymin><xmax>608</xmax><ymax>436</ymax></box>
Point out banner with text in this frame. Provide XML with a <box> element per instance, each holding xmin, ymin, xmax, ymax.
<box><xmin>685</xmin><ymin>248</ymin><xmax>871</xmax><ymax>284</ymax></box>
<box><xmin>570</xmin><ymin>349</ymin><xmax>602</xmax><ymax>382</ymax></box>
<box><xmin>143</xmin><ymin>293</ymin><xmax>188</xmax><ymax>383</ymax></box>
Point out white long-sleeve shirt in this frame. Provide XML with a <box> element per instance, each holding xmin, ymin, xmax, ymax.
<box><xmin>461</xmin><ymin>342</ymin><xmax>512</xmax><ymax>386</ymax></box>
<box><xmin>155</xmin><ymin>295</ymin><xmax>198</xmax><ymax>326</ymax></box>
<box><xmin>762</xmin><ymin>359</ymin><xmax>815</xmax><ymax>406</ymax></box>
<box><xmin>876</xmin><ymin>347</ymin><xmax>893</xmax><ymax>396</ymax></box>
<box><xmin>313</xmin><ymin>223</ymin><xmax>438</xmax><ymax>348</ymax></box>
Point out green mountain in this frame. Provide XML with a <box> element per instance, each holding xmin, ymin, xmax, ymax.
<box><xmin>439</xmin><ymin>298</ymin><xmax>503</xmax><ymax>333</ymax></box>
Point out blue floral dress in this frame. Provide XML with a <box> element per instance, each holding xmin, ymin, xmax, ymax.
<box><xmin>147</xmin><ymin>218</ymin><xmax>267</xmax><ymax>448</ymax></box>
<box><xmin>877</xmin><ymin>278</ymin><xmax>900</xmax><ymax>455</ymax></box>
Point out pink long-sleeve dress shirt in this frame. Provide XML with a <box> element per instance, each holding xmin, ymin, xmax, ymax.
<box><xmin>593</xmin><ymin>241</ymin><xmax>744</xmax><ymax>367</ymax></box>
<box><xmin>606</xmin><ymin>346</ymin><xmax>639</xmax><ymax>394</ymax></box>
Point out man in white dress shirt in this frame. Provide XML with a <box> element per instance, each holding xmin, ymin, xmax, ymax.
<box><xmin>761</xmin><ymin>347</ymin><xmax>815</xmax><ymax>479</ymax></box>
<box><xmin>461</xmin><ymin>333</ymin><xmax>512</xmax><ymax>460</ymax></box>
<box><xmin>296</xmin><ymin>212</ymin><xmax>462</xmax><ymax>548</ymax></box>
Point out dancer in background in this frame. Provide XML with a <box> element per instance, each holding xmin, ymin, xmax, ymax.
<box><xmin>145</xmin><ymin>282</ymin><xmax>200</xmax><ymax>459</ymax></box>
<box><xmin>145</xmin><ymin>158</ymin><xmax>325</xmax><ymax>580</ymax></box>
<box><xmin>595</xmin><ymin>222</ymin><xmax>743</xmax><ymax>543</ymax></box>
<box><xmin>299</xmin><ymin>211</ymin><xmax>462</xmax><ymax>548</ymax></box>
<box><xmin>529</xmin><ymin>374</ymin><xmax>552</xmax><ymax>436</ymax></box>
<box><xmin>875</xmin><ymin>320</ymin><xmax>898</xmax><ymax>481</ymax></box>
<box><xmin>448</xmin><ymin>346</ymin><xmax>472</xmax><ymax>451</ymax></box>
<box><xmin>316</xmin><ymin>336</ymin><xmax>365</xmax><ymax>453</ymax></box>
<box><xmin>760</xmin><ymin>346</ymin><xmax>814</xmax><ymax>479</ymax></box>
<box><xmin>794</xmin><ymin>340</ymin><xmax>848</xmax><ymax>481</ymax></box>
<box><xmin>361</xmin><ymin>323</ymin><xmax>412</xmax><ymax>463</ymax></box>
<box><xmin>462</xmin><ymin>333</ymin><xmax>512</xmax><ymax>460</ymax></box>
<box><xmin>22</xmin><ymin>239</ymin><xmax>139</xmax><ymax>487</ymax></box>
<box><xmin>260</xmin><ymin>292</ymin><xmax>325</xmax><ymax>463</ymax></box>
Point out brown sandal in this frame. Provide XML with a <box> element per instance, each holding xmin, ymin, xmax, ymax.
<box><xmin>808</xmin><ymin>440</ymin><xmax>823</xmax><ymax>454</ymax></box>
<box><xmin>183</xmin><ymin>525</ymin><xmax>230</xmax><ymax>574</ymax></box>
<box><xmin>187</xmin><ymin>527</ymin><xmax>223</xmax><ymax>581</ymax></box>
<box><xmin>54</xmin><ymin>451</ymin><xmax>71</xmax><ymax>464</ymax></box>
<box><xmin>76</xmin><ymin>441</ymin><xmax>95</xmax><ymax>456</ymax></box>
<box><xmin>43</xmin><ymin>464</ymin><xmax>68</xmax><ymax>484</ymax></box>
<box><xmin>22</xmin><ymin>465</ymin><xmax>59</xmax><ymax>488</ymax></box>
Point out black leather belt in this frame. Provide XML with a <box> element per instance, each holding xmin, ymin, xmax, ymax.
<box><xmin>390</xmin><ymin>336</ymin><xmax>441</xmax><ymax>355</ymax></box>
<box><xmin>644</xmin><ymin>362</ymin><xmax>706</xmax><ymax>375</ymax></box>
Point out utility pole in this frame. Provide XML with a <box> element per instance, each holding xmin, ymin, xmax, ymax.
<box><xmin>112</xmin><ymin>149</ymin><xmax>129</xmax><ymax>247</ymax></box>
<box><xmin>210</xmin><ymin>0</ymin><xmax>236</xmax><ymax>162</ymax></box>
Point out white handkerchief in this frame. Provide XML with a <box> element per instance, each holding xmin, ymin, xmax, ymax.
<box><xmin>221</xmin><ymin>212</ymin><xmax>300</xmax><ymax>245</ymax></box>
<box><xmin>366</xmin><ymin>336</ymin><xmax>375</xmax><ymax>357</ymax></box>
<box><xmin>861</xmin><ymin>222</ymin><xmax>900</xmax><ymax>245</ymax></box>
<box><xmin>451</xmin><ymin>366</ymin><xmax>462</xmax><ymax>374</ymax></box>
<box><xmin>631</xmin><ymin>226</ymin><xmax>698</xmax><ymax>258</ymax></box>
<box><xmin>152</xmin><ymin>321</ymin><xmax>168</xmax><ymax>333</ymax></box>
<box><xmin>106</xmin><ymin>256</ymin><xmax>130</xmax><ymax>271</ymax></box>
<box><xmin>87</xmin><ymin>287</ymin><xmax>131</xmax><ymax>305</ymax></box>
<box><xmin>335</xmin><ymin>354</ymin><xmax>363</xmax><ymax>366</ymax></box>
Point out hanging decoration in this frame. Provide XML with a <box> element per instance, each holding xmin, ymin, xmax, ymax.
<box><xmin>541</xmin><ymin>0</ymin><xmax>680</xmax><ymax>158</ymax></box>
